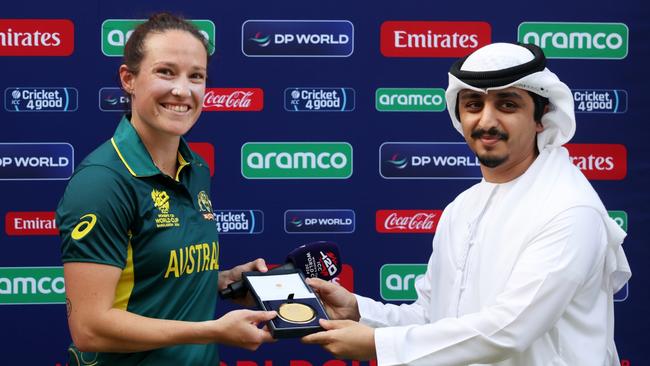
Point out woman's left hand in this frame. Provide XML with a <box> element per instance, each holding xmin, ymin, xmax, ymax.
<box><xmin>218</xmin><ymin>258</ymin><xmax>268</xmax><ymax>306</ymax></box>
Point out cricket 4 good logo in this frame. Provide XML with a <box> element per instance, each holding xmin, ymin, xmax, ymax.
<box><xmin>188</xmin><ymin>142</ymin><xmax>215</xmax><ymax>177</ymax></box>
<box><xmin>0</xmin><ymin>19</ymin><xmax>74</xmax><ymax>56</ymax></box>
<box><xmin>102</xmin><ymin>19</ymin><xmax>215</xmax><ymax>56</ymax></box>
<box><xmin>608</xmin><ymin>210</ymin><xmax>627</xmax><ymax>232</ymax></box>
<box><xmin>380</xmin><ymin>264</ymin><xmax>427</xmax><ymax>301</ymax></box>
<box><xmin>213</xmin><ymin>210</ymin><xmax>264</xmax><ymax>234</ymax></box>
<box><xmin>285</xmin><ymin>87</ymin><xmax>355</xmax><ymax>112</ymax></box>
<box><xmin>565</xmin><ymin>143</ymin><xmax>627</xmax><ymax>180</ymax></box>
<box><xmin>5</xmin><ymin>87</ymin><xmax>78</xmax><ymax>112</ymax></box>
<box><xmin>380</xmin><ymin>21</ymin><xmax>491</xmax><ymax>57</ymax></box>
<box><xmin>202</xmin><ymin>88</ymin><xmax>264</xmax><ymax>111</ymax></box>
<box><xmin>242</xmin><ymin>20</ymin><xmax>354</xmax><ymax>57</ymax></box>
<box><xmin>242</xmin><ymin>142</ymin><xmax>353</xmax><ymax>179</ymax></box>
<box><xmin>0</xmin><ymin>267</ymin><xmax>65</xmax><ymax>305</ymax></box>
<box><xmin>518</xmin><ymin>22</ymin><xmax>628</xmax><ymax>59</ymax></box>
<box><xmin>376</xmin><ymin>210</ymin><xmax>441</xmax><ymax>233</ymax></box>
<box><xmin>380</xmin><ymin>142</ymin><xmax>481</xmax><ymax>179</ymax></box>
<box><xmin>285</xmin><ymin>209</ymin><xmax>355</xmax><ymax>234</ymax></box>
<box><xmin>573</xmin><ymin>89</ymin><xmax>627</xmax><ymax>113</ymax></box>
<box><xmin>5</xmin><ymin>211</ymin><xmax>57</xmax><ymax>236</ymax></box>
<box><xmin>0</xmin><ymin>143</ymin><xmax>74</xmax><ymax>180</ymax></box>
<box><xmin>376</xmin><ymin>88</ymin><xmax>446</xmax><ymax>112</ymax></box>
<box><xmin>99</xmin><ymin>87</ymin><xmax>130</xmax><ymax>112</ymax></box>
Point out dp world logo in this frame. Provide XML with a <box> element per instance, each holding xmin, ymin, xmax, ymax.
<box><xmin>99</xmin><ymin>87</ymin><xmax>130</xmax><ymax>112</ymax></box>
<box><xmin>385</xmin><ymin>154</ymin><xmax>408</xmax><ymax>169</ymax></box>
<box><xmin>518</xmin><ymin>22</ymin><xmax>628</xmax><ymax>59</ymax></box>
<box><xmin>102</xmin><ymin>19</ymin><xmax>215</xmax><ymax>56</ymax></box>
<box><xmin>249</xmin><ymin>32</ymin><xmax>271</xmax><ymax>47</ymax></box>
<box><xmin>242</xmin><ymin>142</ymin><xmax>353</xmax><ymax>179</ymax></box>
<box><xmin>284</xmin><ymin>209</ymin><xmax>355</xmax><ymax>234</ymax></box>
<box><xmin>5</xmin><ymin>87</ymin><xmax>78</xmax><ymax>112</ymax></box>
<box><xmin>242</xmin><ymin>20</ymin><xmax>354</xmax><ymax>57</ymax></box>
<box><xmin>380</xmin><ymin>264</ymin><xmax>427</xmax><ymax>301</ymax></box>
<box><xmin>380</xmin><ymin>142</ymin><xmax>481</xmax><ymax>179</ymax></box>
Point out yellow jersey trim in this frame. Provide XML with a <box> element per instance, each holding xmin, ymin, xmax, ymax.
<box><xmin>111</xmin><ymin>137</ymin><xmax>138</xmax><ymax>177</ymax></box>
<box><xmin>113</xmin><ymin>239</ymin><xmax>135</xmax><ymax>310</ymax></box>
<box><xmin>175</xmin><ymin>151</ymin><xmax>190</xmax><ymax>182</ymax></box>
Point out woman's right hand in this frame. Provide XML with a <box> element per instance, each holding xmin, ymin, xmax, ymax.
<box><xmin>210</xmin><ymin>309</ymin><xmax>277</xmax><ymax>350</ymax></box>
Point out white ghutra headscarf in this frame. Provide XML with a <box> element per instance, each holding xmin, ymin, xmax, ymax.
<box><xmin>445</xmin><ymin>43</ymin><xmax>576</xmax><ymax>152</ymax></box>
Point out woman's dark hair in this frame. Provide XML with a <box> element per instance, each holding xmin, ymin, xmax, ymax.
<box><xmin>123</xmin><ymin>12</ymin><xmax>211</xmax><ymax>74</ymax></box>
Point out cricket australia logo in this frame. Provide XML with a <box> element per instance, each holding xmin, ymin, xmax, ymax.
<box><xmin>197</xmin><ymin>190</ymin><xmax>215</xmax><ymax>221</ymax></box>
<box><xmin>151</xmin><ymin>189</ymin><xmax>180</xmax><ymax>228</ymax></box>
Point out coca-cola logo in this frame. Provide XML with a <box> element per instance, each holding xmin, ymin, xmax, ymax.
<box><xmin>376</xmin><ymin>210</ymin><xmax>442</xmax><ymax>233</ymax></box>
<box><xmin>202</xmin><ymin>88</ymin><xmax>263</xmax><ymax>111</ymax></box>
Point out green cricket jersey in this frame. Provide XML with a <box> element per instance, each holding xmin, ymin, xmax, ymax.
<box><xmin>56</xmin><ymin>116</ymin><xmax>220</xmax><ymax>365</ymax></box>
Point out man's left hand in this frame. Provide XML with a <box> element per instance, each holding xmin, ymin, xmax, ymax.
<box><xmin>302</xmin><ymin>319</ymin><xmax>376</xmax><ymax>360</ymax></box>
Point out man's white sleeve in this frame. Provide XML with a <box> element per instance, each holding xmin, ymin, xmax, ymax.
<box><xmin>368</xmin><ymin>207</ymin><xmax>607</xmax><ymax>365</ymax></box>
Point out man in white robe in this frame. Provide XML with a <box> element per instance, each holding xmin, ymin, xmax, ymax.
<box><xmin>302</xmin><ymin>43</ymin><xmax>631</xmax><ymax>366</ymax></box>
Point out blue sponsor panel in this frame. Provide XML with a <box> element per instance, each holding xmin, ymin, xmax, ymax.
<box><xmin>242</xmin><ymin>20</ymin><xmax>354</xmax><ymax>57</ymax></box>
<box><xmin>0</xmin><ymin>143</ymin><xmax>74</xmax><ymax>180</ymax></box>
<box><xmin>214</xmin><ymin>210</ymin><xmax>264</xmax><ymax>234</ymax></box>
<box><xmin>284</xmin><ymin>87</ymin><xmax>355</xmax><ymax>112</ymax></box>
<box><xmin>4</xmin><ymin>87</ymin><xmax>78</xmax><ymax>112</ymax></box>
<box><xmin>380</xmin><ymin>142</ymin><xmax>482</xmax><ymax>179</ymax></box>
<box><xmin>615</xmin><ymin>283</ymin><xmax>629</xmax><ymax>302</ymax></box>
<box><xmin>573</xmin><ymin>89</ymin><xmax>628</xmax><ymax>113</ymax></box>
<box><xmin>99</xmin><ymin>87</ymin><xmax>130</xmax><ymax>112</ymax></box>
<box><xmin>284</xmin><ymin>209</ymin><xmax>355</xmax><ymax>233</ymax></box>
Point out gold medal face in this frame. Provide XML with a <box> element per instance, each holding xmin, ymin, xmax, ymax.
<box><xmin>278</xmin><ymin>302</ymin><xmax>316</xmax><ymax>324</ymax></box>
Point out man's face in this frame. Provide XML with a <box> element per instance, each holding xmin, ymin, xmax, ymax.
<box><xmin>458</xmin><ymin>87</ymin><xmax>543</xmax><ymax>177</ymax></box>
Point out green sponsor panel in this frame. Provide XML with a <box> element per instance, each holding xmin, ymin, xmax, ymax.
<box><xmin>376</xmin><ymin>88</ymin><xmax>446</xmax><ymax>112</ymax></box>
<box><xmin>102</xmin><ymin>19</ymin><xmax>216</xmax><ymax>56</ymax></box>
<box><xmin>608</xmin><ymin>210</ymin><xmax>628</xmax><ymax>232</ymax></box>
<box><xmin>518</xmin><ymin>22</ymin><xmax>628</xmax><ymax>59</ymax></box>
<box><xmin>0</xmin><ymin>267</ymin><xmax>65</xmax><ymax>305</ymax></box>
<box><xmin>380</xmin><ymin>264</ymin><xmax>427</xmax><ymax>301</ymax></box>
<box><xmin>241</xmin><ymin>142</ymin><xmax>353</xmax><ymax>179</ymax></box>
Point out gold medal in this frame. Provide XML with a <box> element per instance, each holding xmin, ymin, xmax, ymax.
<box><xmin>278</xmin><ymin>302</ymin><xmax>316</xmax><ymax>324</ymax></box>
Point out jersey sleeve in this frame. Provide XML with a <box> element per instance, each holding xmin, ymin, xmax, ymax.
<box><xmin>56</xmin><ymin>165</ymin><xmax>135</xmax><ymax>268</ymax></box>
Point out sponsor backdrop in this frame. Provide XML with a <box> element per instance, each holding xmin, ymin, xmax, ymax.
<box><xmin>1</xmin><ymin>1</ymin><xmax>647</xmax><ymax>365</ymax></box>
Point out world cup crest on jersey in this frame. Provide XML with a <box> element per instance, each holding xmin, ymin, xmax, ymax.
<box><xmin>197</xmin><ymin>191</ymin><xmax>215</xmax><ymax>221</ymax></box>
<box><xmin>151</xmin><ymin>189</ymin><xmax>179</xmax><ymax>228</ymax></box>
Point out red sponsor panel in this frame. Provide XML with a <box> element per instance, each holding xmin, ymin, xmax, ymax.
<box><xmin>380</xmin><ymin>21</ymin><xmax>491</xmax><ymax>58</ymax></box>
<box><xmin>330</xmin><ymin>264</ymin><xmax>354</xmax><ymax>292</ymax></box>
<box><xmin>188</xmin><ymin>142</ymin><xmax>215</xmax><ymax>176</ymax></box>
<box><xmin>565</xmin><ymin>143</ymin><xmax>627</xmax><ymax>180</ymax></box>
<box><xmin>5</xmin><ymin>211</ymin><xmax>58</xmax><ymax>235</ymax></box>
<box><xmin>376</xmin><ymin>210</ymin><xmax>442</xmax><ymax>233</ymax></box>
<box><xmin>202</xmin><ymin>88</ymin><xmax>263</xmax><ymax>111</ymax></box>
<box><xmin>0</xmin><ymin>19</ymin><xmax>74</xmax><ymax>56</ymax></box>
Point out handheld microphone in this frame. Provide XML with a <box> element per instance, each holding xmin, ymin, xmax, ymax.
<box><xmin>219</xmin><ymin>241</ymin><xmax>342</xmax><ymax>299</ymax></box>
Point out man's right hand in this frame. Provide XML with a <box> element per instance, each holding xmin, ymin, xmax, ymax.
<box><xmin>306</xmin><ymin>278</ymin><xmax>360</xmax><ymax>321</ymax></box>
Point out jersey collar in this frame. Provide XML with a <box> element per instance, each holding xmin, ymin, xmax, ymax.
<box><xmin>110</xmin><ymin>115</ymin><xmax>196</xmax><ymax>178</ymax></box>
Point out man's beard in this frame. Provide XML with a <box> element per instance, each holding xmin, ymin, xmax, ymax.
<box><xmin>477</xmin><ymin>154</ymin><xmax>507</xmax><ymax>168</ymax></box>
<box><xmin>471</xmin><ymin>127</ymin><xmax>509</xmax><ymax>168</ymax></box>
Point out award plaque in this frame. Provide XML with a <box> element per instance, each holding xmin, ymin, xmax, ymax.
<box><xmin>243</xmin><ymin>269</ymin><xmax>330</xmax><ymax>338</ymax></box>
